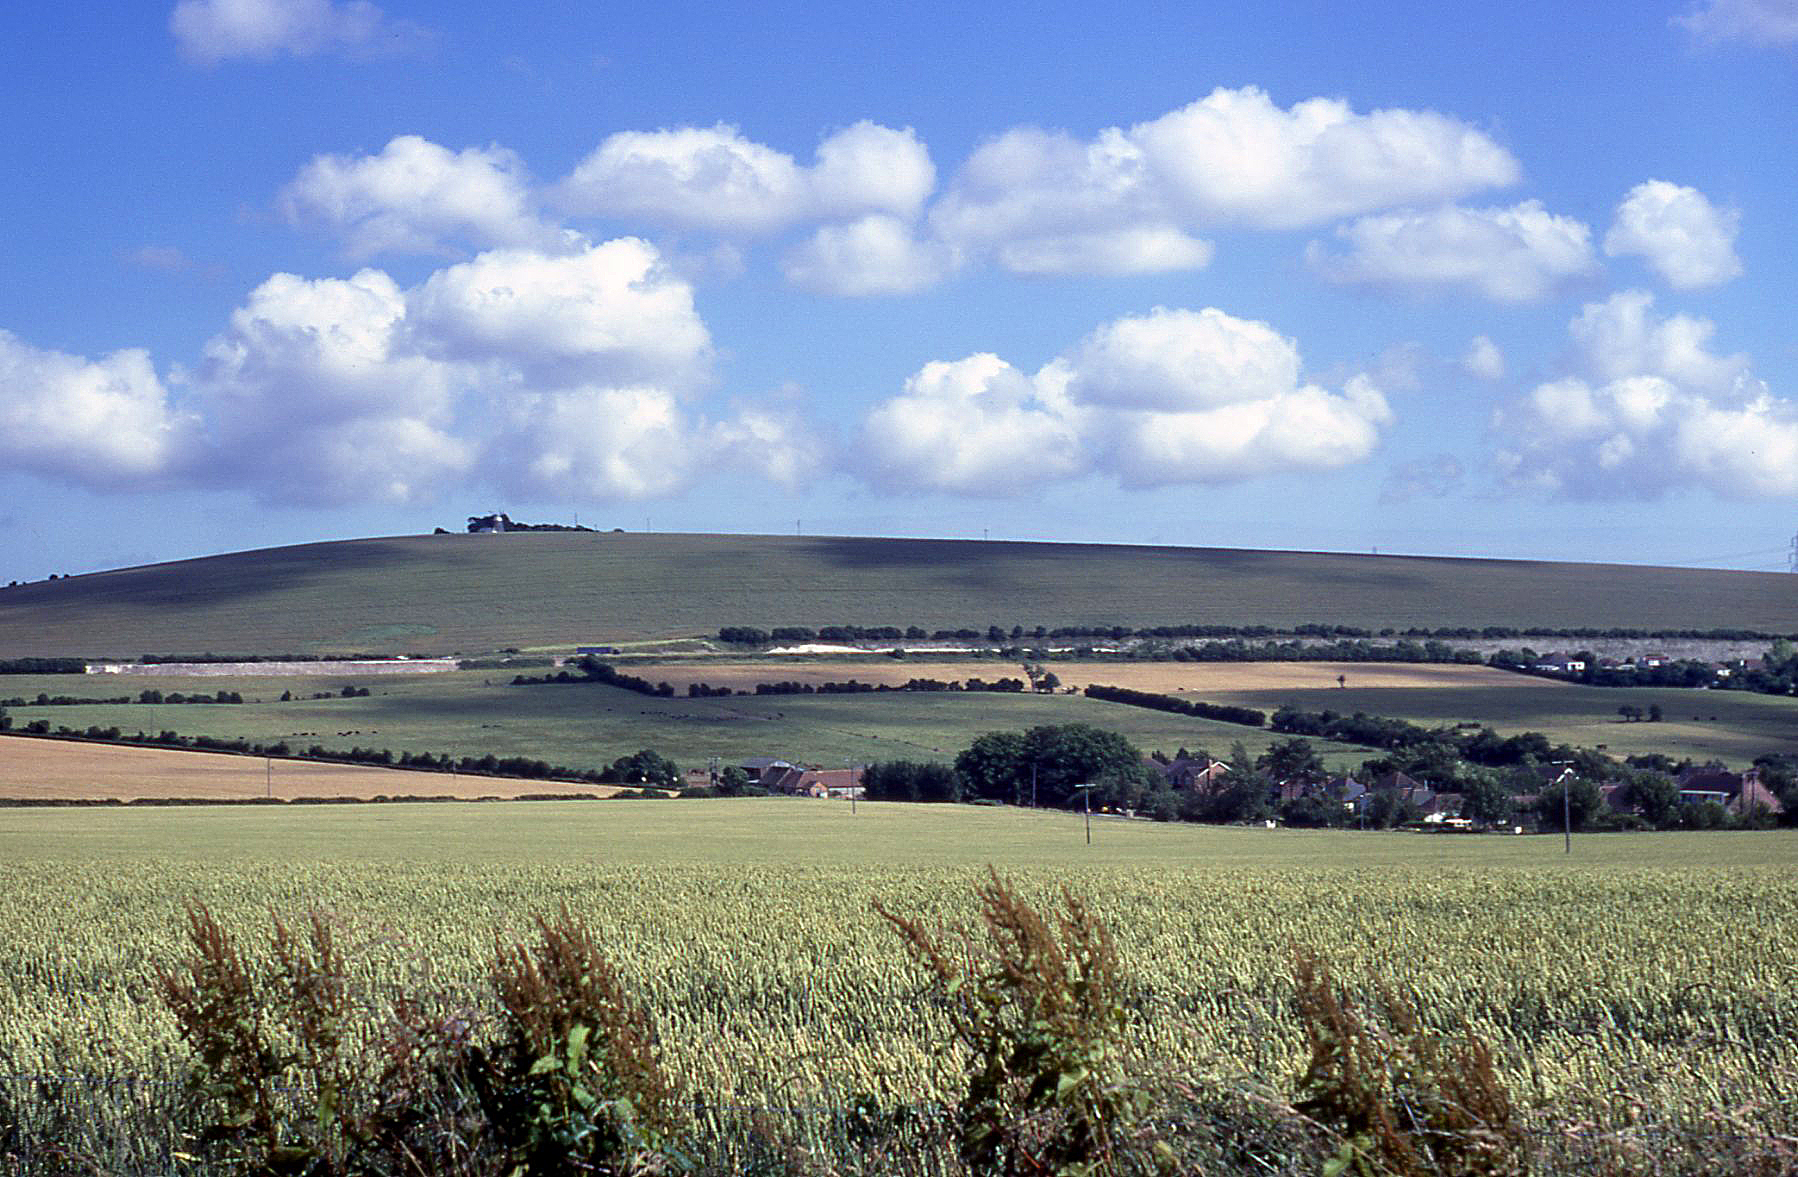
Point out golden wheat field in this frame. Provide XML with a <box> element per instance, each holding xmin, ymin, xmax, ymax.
<box><xmin>2</xmin><ymin>802</ymin><xmax>1794</xmax><ymax>1142</ymax></box>
<box><xmin>0</xmin><ymin>737</ymin><xmax>621</xmax><ymax>801</ymax></box>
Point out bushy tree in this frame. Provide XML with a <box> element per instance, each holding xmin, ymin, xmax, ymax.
<box><xmin>610</xmin><ymin>749</ymin><xmax>680</xmax><ymax>789</ymax></box>
<box><xmin>956</xmin><ymin>724</ymin><xmax>1149</xmax><ymax>808</ymax></box>
<box><xmin>1461</xmin><ymin>776</ymin><xmax>1514</xmax><ymax>826</ymax></box>
<box><xmin>1535</xmin><ymin>775</ymin><xmax>1604</xmax><ymax>832</ymax></box>
<box><xmin>1257</xmin><ymin>737</ymin><xmax>1325</xmax><ymax>782</ymax></box>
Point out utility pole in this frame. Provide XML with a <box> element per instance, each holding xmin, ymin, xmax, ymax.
<box><xmin>265</xmin><ymin>757</ymin><xmax>272</xmax><ymax>799</ymax></box>
<box><xmin>1073</xmin><ymin>782</ymin><xmax>1095</xmax><ymax>845</ymax></box>
<box><xmin>1550</xmin><ymin>761</ymin><xmax>1576</xmax><ymax>854</ymax></box>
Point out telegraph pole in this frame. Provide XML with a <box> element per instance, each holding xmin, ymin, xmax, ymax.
<box><xmin>1550</xmin><ymin>762</ymin><xmax>1576</xmax><ymax>854</ymax></box>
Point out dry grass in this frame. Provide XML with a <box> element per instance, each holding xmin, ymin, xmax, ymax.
<box><xmin>638</xmin><ymin>659</ymin><xmax>1539</xmax><ymax>695</ymax></box>
<box><xmin>0</xmin><ymin>736</ymin><xmax>622</xmax><ymax>801</ymax></box>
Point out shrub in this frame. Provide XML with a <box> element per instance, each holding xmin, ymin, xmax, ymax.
<box><xmin>1291</xmin><ymin>948</ymin><xmax>1524</xmax><ymax>1177</ymax></box>
<box><xmin>484</xmin><ymin>908</ymin><xmax>686</xmax><ymax>1175</ymax></box>
<box><xmin>875</xmin><ymin>870</ymin><xmax>1156</xmax><ymax>1176</ymax></box>
<box><xmin>156</xmin><ymin>904</ymin><xmax>490</xmax><ymax>1176</ymax></box>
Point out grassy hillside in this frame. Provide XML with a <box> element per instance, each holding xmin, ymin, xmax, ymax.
<box><xmin>2</xmin><ymin>530</ymin><xmax>1795</xmax><ymax>657</ymax></box>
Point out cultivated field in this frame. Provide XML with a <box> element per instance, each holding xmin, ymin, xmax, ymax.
<box><xmin>4</xmin><ymin>530</ymin><xmax>1796</xmax><ymax>658</ymax></box>
<box><xmin>1194</xmin><ymin>670</ymin><xmax>1798</xmax><ymax>764</ymax></box>
<box><xmin>0</xmin><ymin>670</ymin><xmax>1376</xmax><ymax>774</ymax></box>
<box><xmin>2</xmin><ymin>804</ymin><xmax>1794</xmax><ymax>1167</ymax></box>
<box><xmin>649</xmin><ymin>657</ymin><xmax>1536</xmax><ymax>694</ymax></box>
<box><xmin>10</xmin><ymin>653</ymin><xmax>1798</xmax><ymax>775</ymax></box>
<box><xmin>0</xmin><ymin>736</ymin><xmax>620</xmax><ymax>801</ymax></box>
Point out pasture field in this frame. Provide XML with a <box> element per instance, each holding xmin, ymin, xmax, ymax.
<box><xmin>0</xmin><ymin>670</ymin><xmax>1377</xmax><ymax>779</ymax></box>
<box><xmin>3</xmin><ymin>530</ymin><xmax>1797</xmax><ymax>658</ymax></box>
<box><xmin>623</xmin><ymin>657</ymin><xmax>1517</xmax><ymax>694</ymax></box>
<box><xmin>2</xmin><ymin>803</ymin><xmax>1795</xmax><ymax>1159</ymax></box>
<box><xmin>0</xmin><ymin>737</ymin><xmax>620</xmax><ymax>801</ymax></box>
<box><xmin>1193</xmin><ymin>670</ymin><xmax>1798</xmax><ymax>764</ymax></box>
<box><xmin>9</xmin><ymin>654</ymin><xmax>1798</xmax><ymax>777</ymax></box>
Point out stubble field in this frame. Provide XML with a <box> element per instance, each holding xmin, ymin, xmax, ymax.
<box><xmin>0</xmin><ymin>737</ymin><xmax>619</xmax><ymax>802</ymax></box>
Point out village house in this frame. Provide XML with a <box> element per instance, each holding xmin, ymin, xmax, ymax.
<box><xmin>1153</xmin><ymin>757</ymin><xmax>1231</xmax><ymax>791</ymax></box>
<box><xmin>1675</xmin><ymin>765</ymin><xmax>1785</xmax><ymax>816</ymax></box>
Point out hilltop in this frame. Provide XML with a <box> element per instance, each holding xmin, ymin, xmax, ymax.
<box><xmin>0</xmin><ymin>531</ymin><xmax>1794</xmax><ymax>658</ymax></box>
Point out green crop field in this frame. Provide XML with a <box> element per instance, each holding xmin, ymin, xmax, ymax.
<box><xmin>3</xmin><ymin>530</ymin><xmax>1795</xmax><ymax>658</ymax></box>
<box><xmin>2</xmin><ymin>804</ymin><xmax>1795</xmax><ymax>1172</ymax></box>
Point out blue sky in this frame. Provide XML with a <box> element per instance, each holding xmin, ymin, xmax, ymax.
<box><xmin>3</xmin><ymin>0</ymin><xmax>1796</xmax><ymax>581</ymax></box>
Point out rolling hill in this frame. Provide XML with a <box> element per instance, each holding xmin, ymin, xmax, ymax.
<box><xmin>1</xmin><ymin>531</ymin><xmax>1794</xmax><ymax>658</ymax></box>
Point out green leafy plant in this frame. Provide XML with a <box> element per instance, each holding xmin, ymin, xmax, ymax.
<box><xmin>484</xmin><ymin>907</ymin><xmax>686</xmax><ymax>1176</ymax></box>
<box><xmin>1291</xmin><ymin>947</ymin><xmax>1524</xmax><ymax>1177</ymax></box>
<box><xmin>875</xmin><ymin>869</ymin><xmax>1157</xmax><ymax>1176</ymax></box>
<box><xmin>157</xmin><ymin>903</ymin><xmax>493</xmax><ymax>1176</ymax></box>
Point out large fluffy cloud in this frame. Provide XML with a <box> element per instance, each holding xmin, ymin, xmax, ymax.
<box><xmin>170</xmin><ymin>0</ymin><xmax>425</xmax><ymax>63</ymax></box>
<box><xmin>4</xmin><ymin>237</ymin><xmax>812</xmax><ymax>506</ymax></box>
<box><xmin>0</xmin><ymin>332</ymin><xmax>197</xmax><ymax>488</ymax></box>
<box><xmin>1495</xmin><ymin>290</ymin><xmax>1798</xmax><ymax>498</ymax></box>
<box><xmin>859</xmin><ymin>306</ymin><xmax>1391</xmax><ymax>494</ymax></box>
<box><xmin>861</xmin><ymin>354</ymin><xmax>1084</xmax><ymax>495</ymax></box>
<box><xmin>1603</xmin><ymin>180</ymin><xmax>1743</xmax><ymax>289</ymax></box>
<box><xmin>555</xmin><ymin>121</ymin><xmax>935</xmax><ymax>235</ymax></box>
<box><xmin>188</xmin><ymin>268</ymin><xmax>469</xmax><ymax>504</ymax></box>
<box><xmin>278</xmin><ymin>136</ymin><xmax>563</xmax><ymax>258</ymax></box>
<box><xmin>1309</xmin><ymin>201</ymin><xmax>1598</xmax><ymax>302</ymax></box>
<box><xmin>408</xmin><ymin>238</ymin><xmax>713</xmax><ymax>388</ymax></box>
<box><xmin>266</xmin><ymin>90</ymin><xmax>1527</xmax><ymax>293</ymax></box>
<box><xmin>930</xmin><ymin>86</ymin><xmax>1519</xmax><ymax>276</ymax></box>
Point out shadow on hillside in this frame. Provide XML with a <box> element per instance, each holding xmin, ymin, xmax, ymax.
<box><xmin>792</xmin><ymin>536</ymin><xmax>1432</xmax><ymax>593</ymax></box>
<box><xmin>0</xmin><ymin>538</ymin><xmax>428</xmax><ymax>613</ymax></box>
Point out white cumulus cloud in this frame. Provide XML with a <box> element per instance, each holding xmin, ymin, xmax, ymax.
<box><xmin>555</xmin><ymin>121</ymin><xmax>935</xmax><ymax>236</ymax></box>
<box><xmin>860</xmin><ymin>354</ymin><xmax>1084</xmax><ymax>495</ymax></box>
<box><xmin>1603</xmin><ymin>180</ymin><xmax>1743</xmax><ymax>289</ymax></box>
<box><xmin>170</xmin><ymin>0</ymin><xmax>425</xmax><ymax>64</ymax></box>
<box><xmin>1309</xmin><ymin>201</ymin><xmax>1598</xmax><ymax>302</ymax></box>
<box><xmin>1495</xmin><ymin>290</ymin><xmax>1798</xmax><ymax>498</ymax></box>
<box><xmin>3</xmin><ymin>237</ymin><xmax>814</xmax><ymax>507</ymax></box>
<box><xmin>859</xmin><ymin>306</ymin><xmax>1391</xmax><ymax>495</ymax></box>
<box><xmin>408</xmin><ymin>238</ymin><xmax>713</xmax><ymax>389</ymax></box>
<box><xmin>0</xmin><ymin>332</ymin><xmax>197</xmax><ymax>488</ymax></box>
<box><xmin>1463</xmin><ymin>335</ymin><xmax>1505</xmax><ymax>381</ymax></box>
<box><xmin>931</xmin><ymin>86</ymin><xmax>1519</xmax><ymax>275</ymax></box>
<box><xmin>190</xmin><ymin>268</ymin><xmax>468</xmax><ymax>504</ymax></box>
<box><xmin>278</xmin><ymin>135</ymin><xmax>565</xmax><ymax>258</ymax></box>
<box><xmin>781</xmin><ymin>215</ymin><xmax>956</xmax><ymax>296</ymax></box>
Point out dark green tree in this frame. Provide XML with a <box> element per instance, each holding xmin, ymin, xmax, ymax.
<box><xmin>609</xmin><ymin>749</ymin><xmax>680</xmax><ymax>789</ymax></box>
<box><xmin>1257</xmin><ymin>737</ymin><xmax>1326</xmax><ymax>782</ymax></box>
<box><xmin>955</xmin><ymin>731</ymin><xmax>1028</xmax><ymax>803</ymax></box>
<box><xmin>1536</xmin><ymin>775</ymin><xmax>1604</xmax><ymax>832</ymax></box>
<box><xmin>1462</xmin><ymin>775</ymin><xmax>1514</xmax><ymax>826</ymax></box>
<box><xmin>1629</xmin><ymin>772</ymin><xmax>1681</xmax><ymax>828</ymax></box>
